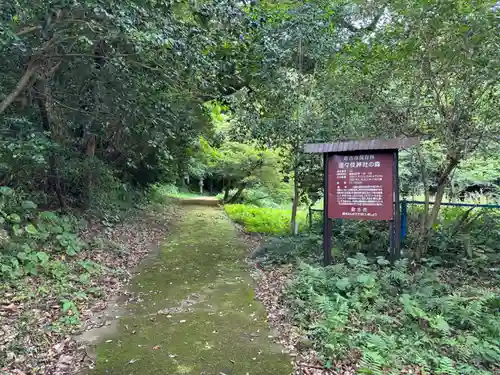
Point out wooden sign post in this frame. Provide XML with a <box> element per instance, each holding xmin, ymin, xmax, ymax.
<box><xmin>305</xmin><ymin>138</ymin><xmax>419</xmax><ymax>266</ymax></box>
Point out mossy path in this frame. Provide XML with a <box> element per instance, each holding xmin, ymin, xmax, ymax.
<box><xmin>89</xmin><ymin>204</ymin><xmax>291</xmax><ymax>375</ymax></box>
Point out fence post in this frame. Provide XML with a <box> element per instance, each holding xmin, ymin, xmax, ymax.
<box><xmin>401</xmin><ymin>199</ymin><xmax>407</xmax><ymax>242</ymax></box>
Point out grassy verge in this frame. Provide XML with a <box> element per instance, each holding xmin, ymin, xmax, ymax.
<box><xmin>224</xmin><ymin>204</ymin><xmax>307</xmax><ymax>234</ymax></box>
<box><xmin>148</xmin><ymin>183</ymin><xmax>208</xmax><ymax>202</ymax></box>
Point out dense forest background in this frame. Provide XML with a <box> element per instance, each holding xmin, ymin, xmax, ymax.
<box><xmin>1</xmin><ymin>0</ymin><xmax>499</xmax><ymax>374</ymax></box>
<box><xmin>1</xmin><ymin>0</ymin><xmax>499</xmax><ymax>218</ymax></box>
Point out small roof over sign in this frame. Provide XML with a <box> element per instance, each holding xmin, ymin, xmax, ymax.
<box><xmin>303</xmin><ymin>137</ymin><xmax>420</xmax><ymax>154</ymax></box>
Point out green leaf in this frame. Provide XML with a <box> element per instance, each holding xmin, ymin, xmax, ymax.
<box><xmin>377</xmin><ymin>257</ymin><xmax>390</xmax><ymax>266</ymax></box>
<box><xmin>0</xmin><ymin>187</ymin><xmax>13</xmax><ymax>196</ymax></box>
<box><xmin>357</xmin><ymin>273</ymin><xmax>375</xmax><ymax>287</ymax></box>
<box><xmin>335</xmin><ymin>277</ymin><xmax>350</xmax><ymax>291</ymax></box>
<box><xmin>39</xmin><ymin>211</ymin><xmax>58</xmax><ymax>222</ymax></box>
<box><xmin>61</xmin><ymin>300</ymin><xmax>74</xmax><ymax>313</ymax></box>
<box><xmin>24</xmin><ymin>261</ymin><xmax>38</xmax><ymax>275</ymax></box>
<box><xmin>347</xmin><ymin>257</ymin><xmax>359</xmax><ymax>266</ymax></box>
<box><xmin>16</xmin><ymin>251</ymin><xmax>28</xmax><ymax>261</ymax></box>
<box><xmin>21</xmin><ymin>200</ymin><xmax>37</xmax><ymax>210</ymax></box>
<box><xmin>36</xmin><ymin>251</ymin><xmax>49</xmax><ymax>264</ymax></box>
<box><xmin>66</xmin><ymin>246</ymin><xmax>78</xmax><ymax>256</ymax></box>
<box><xmin>430</xmin><ymin>315</ymin><xmax>450</xmax><ymax>334</ymax></box>
<box><xmin>25</xmin><ymin>223</ymin><xmax>38</xmax><ymax>234</ymax></box>
<box><xmin>79</xmin><ymin>273</ymin><xmax>90</xmax><ymax>284</ymax></box>
<box><xmin>12</xmin><ymin>224</ymin><xmax>22</xmax><ymax>236</ymax></box>
<box><xmin>7</xmin><ymin>213</ymin><xmax>21</xmax><ymax>223</ymax></box>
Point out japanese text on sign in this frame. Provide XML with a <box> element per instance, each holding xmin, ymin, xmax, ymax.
<box><xmin>328</xmin><ymin>153</ymin><xmax>394</xmax><ymax>221</ymax></box>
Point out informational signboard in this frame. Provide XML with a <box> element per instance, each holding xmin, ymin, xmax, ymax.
<box><xmin>328</xmin><ymin>152</ymin><xmax>394</xmax><ymax>220</ymax></box>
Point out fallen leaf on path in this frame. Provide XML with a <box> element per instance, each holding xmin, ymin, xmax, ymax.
<box><xmin>2</xmin><ymin>303</ymin><xmax>18</xmax><ymax>312</ymax></box>
<box><xmin>152</xmin><ymin>345</ymin><xmax>161</xmax><ymax>350</ymax></box>
<box><xmin>52</xmin><ymin>341</ymin><xmax>66</xmax><ymax>354</ymax></box>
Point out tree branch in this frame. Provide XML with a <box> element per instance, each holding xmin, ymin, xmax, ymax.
<box><xmin>0</xmin><ymin>61</ymin><xmax>39</xmax><ymax>115</ymax></box>
<box><xmin>17</xmin><ymin>26</ymin><xmax>42</xmax><ymax>36</ymax></box>
<box><xmin>340</xmin><ymin>7</ymin><xmax>386</xmax><ymax>33</ymax></box>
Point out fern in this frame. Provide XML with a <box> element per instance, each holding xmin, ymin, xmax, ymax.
<box><xmin>283</xmin><ymin>255</ymin><xmax>499</xmax><ymax>375</ymax></box>
<box><xmin>359</xmin><ymin>350</ymin><xmax>386</xmax><ymax>375</ymax></box>
<box><xmin>436</xmin><ymin>356</ymin><xmax>457</xmax><ymax>375</ymax></box>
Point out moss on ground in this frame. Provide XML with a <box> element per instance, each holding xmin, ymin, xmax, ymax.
<box><xmin>90</xmin><ymin>205</ymin><xmax>291</xmax><ymax>375</ymax></box>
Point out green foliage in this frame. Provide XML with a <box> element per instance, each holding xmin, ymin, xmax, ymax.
<box><xmin>1</xmin><ymin>0</ymin><xmax>258</xmax><ymax>211</ymax></box>
<box><xmin>252</xmin><ymin>234</ymin><xmax>323</xmax><ymax>266</ymax></box>
<box><xmin>219</xmin><ymin>183</ymin><xmax>294</xmax><ymax>208</ymax></box>
<box><xmin>285</xmin><ymin>257</ymin><xmax>499</xmax><ymax>374</ymax></box>
<box><xmin>425</xmin><ymin>208</ymin><xmax>500</xmax><ymax>261</ymax></box>
<box><xmin>224</xmin><ymin>204</ymin><xmax>307</xmax><ymax>234</ymax></box>
<box><xmin>309</xmin><ymin>204</ymin><xmax>500</xmax><ymax>262</ymax></box>
<box><xmin>0</xmin><ymin>187</ymin><xmax>86</xmax><ymax>279</ymax></box>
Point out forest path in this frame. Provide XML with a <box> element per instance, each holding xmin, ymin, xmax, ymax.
<box><xmin>90</xmin><ymin>204</ymin><xmax>291</xmax><ymax>375</ymax></box>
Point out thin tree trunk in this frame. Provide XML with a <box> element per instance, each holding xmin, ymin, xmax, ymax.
<box><xmin>0</xmin><ymin>60</ymin><xmax>38</xmax><ymax>114</ymax></box>
<box><xmin>34</xmin><ymin>80</ymin><xmax>65</xmax><ymax>211</ymax></box>
<box><xmin>425</xmin><ymin>158</ymin><xmax>459</xmax><ymax>230</ymax></box>
<box><xmin>419</xmin><ymin>157</ymin><xmax>460</xmax><ymax>257</ymax></box>
<box><xmin>223</xmin><ymin>186</ymin><xmax>230</xmax><ymax>202</ymax></box>
<box><xmin>416</xmin><ymin>147</ymin><xmax>429</xmax><ymax>237</ymax></box>
<box><xmin>227</xmin><ymin>184</ymin><xmax>246</xmax><ymax>204</ymax></box>
<box><xmin>83</xmin><ymin>134</ymin><xmax>96</xmax><ymax>209</ymax></box>
<box><xmin>290</xmin><ymin>168</ymin><xmax>300</xmax><ymax>235</ymax></box>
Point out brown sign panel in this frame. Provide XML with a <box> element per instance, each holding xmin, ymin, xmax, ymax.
<box><xmin>328</xmin><ymin>152</ymin><xmax>394</xmax><ymax>220</ymax></box>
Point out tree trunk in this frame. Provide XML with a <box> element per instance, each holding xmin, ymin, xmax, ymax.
<box><xmin>82</xmin><ymin>134</ymin><xmax>96</xmax><ymax>209</ymax></box>
<box><xmin>223</xmin><ymin>186</ymin><xmax>230</xmax><ymax>202</ymax></box>
<box><xmin>77</xmin><ymin>40</ymin><xmax>106</xmax><ymax>208</ymax></box>
<box><xmin>416</xmin><ymin>147</ymin><xmax>430</xmax><ymax>238</ymax></box>
<box><xmin>34</xmin><ymin>80</ymin><xmax>65</xmax><ymax>211</ymax></box>
<box><xmin>199</xmin><ymin>178</ymin><xmax>204</xmax><ymax>194</ymax></box>
<box><xmin>290</xmin><ymin>169</ymin><xmax>300</xmax><ymax>235</ymax></box>
<box><xmin>227</xmin><ymin>184</ymin><xmax>246</xmax><ymax>204</ymax></box>
<box><xmin>417</xmin><ymin>156</ymin><xmax>460</xmax><ymax>258</ymax></box>
<box><xmin>425</xmin><ymin>157</ymin><xmax>459</xmax><ymax>230</ymax></box>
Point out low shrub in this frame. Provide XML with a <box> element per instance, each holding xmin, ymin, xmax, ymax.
<box><xmin>252</xmin><ymin>234</ymin><xmax>323</xmax><ymax>266</ymax></box>
<box><xmin>309</xmin><ymin>210</ymin><xmax>390</xmax><ymax>257</ymax></box>
<box><xmin>239</xmin><ymin>184</ymin><xmax>294</xmax><ymax>208</ymax></box>
<box><xmin>149</xmin><ymin>183</ymin><xmax>204</xmax><ymax>202</ymax></box>
<box><xmin>309</xmin><ymin>205</ymin><xmax>500</xmax><ymax>262</ymax></box>
<box><xmin>284</xmin><ymin>254</ymin><xmax>499</xmax><ymax>375</ymax></box>
<box><xmin>0</xmin><ymin>187</ymin><xmax>87</xmax><ymax>280</ymax></box>
<box><xmin>224</xmin><ymin>204</ymin><xmax>307</xmax><ymax>234</ymax></box>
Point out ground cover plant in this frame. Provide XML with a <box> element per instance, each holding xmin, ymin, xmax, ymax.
<box><xmin>251</xmin><ymin>202</ymin><xmax>500</xmax><ymax>374</ymax></box>
<box><xmin>283</xmin><ymin>255</ymin><xmax>499</xmax><ymax>375</ymax></box>
<box><xmin>224</xmin><ymin>204</ymin><xmax>307</xmax><ymax>234</ymax></box>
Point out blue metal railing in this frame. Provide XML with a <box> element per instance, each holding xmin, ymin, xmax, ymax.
<box><xmin>400</xmin><ymin>200</ymin><xmax>500</xmax><ymax>240</ymax></box>
<box><xmin>309</xmin><ymin>200</ymin><xmax>500</xmax><ymax>241</ymax></box>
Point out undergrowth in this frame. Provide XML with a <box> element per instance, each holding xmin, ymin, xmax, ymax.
<box><xmin>284</xmin><ymin>254</ymin><xmax>500</xmax><ymax>375</ymax></box>
<box><xmin>224</xmin><ymin>204</ymin><xmax>307</xmax><ymax>234</ymax></box>
<box><xmin>308</xmin><ymin>206</ymin><xmax>500</xmax><ymax>261</ymax></box>
<box><xmin>252</xmin><ymin>234</ymin><xmax>324</xmax><ymax>265</ymax></box>
<box><xmin>0</xmin><ymin>187</ymin><xmax>88</xmax><ymax>280</ymax></box>
<box><xmin>150</xmin><ymin>183</ymin><xmax>206</xmax><ymax>201</ymax></box>
<box><xmin>0</xmin><ymin>185</ymin><xmax>168</xmax><ymax>370</ymax></box>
